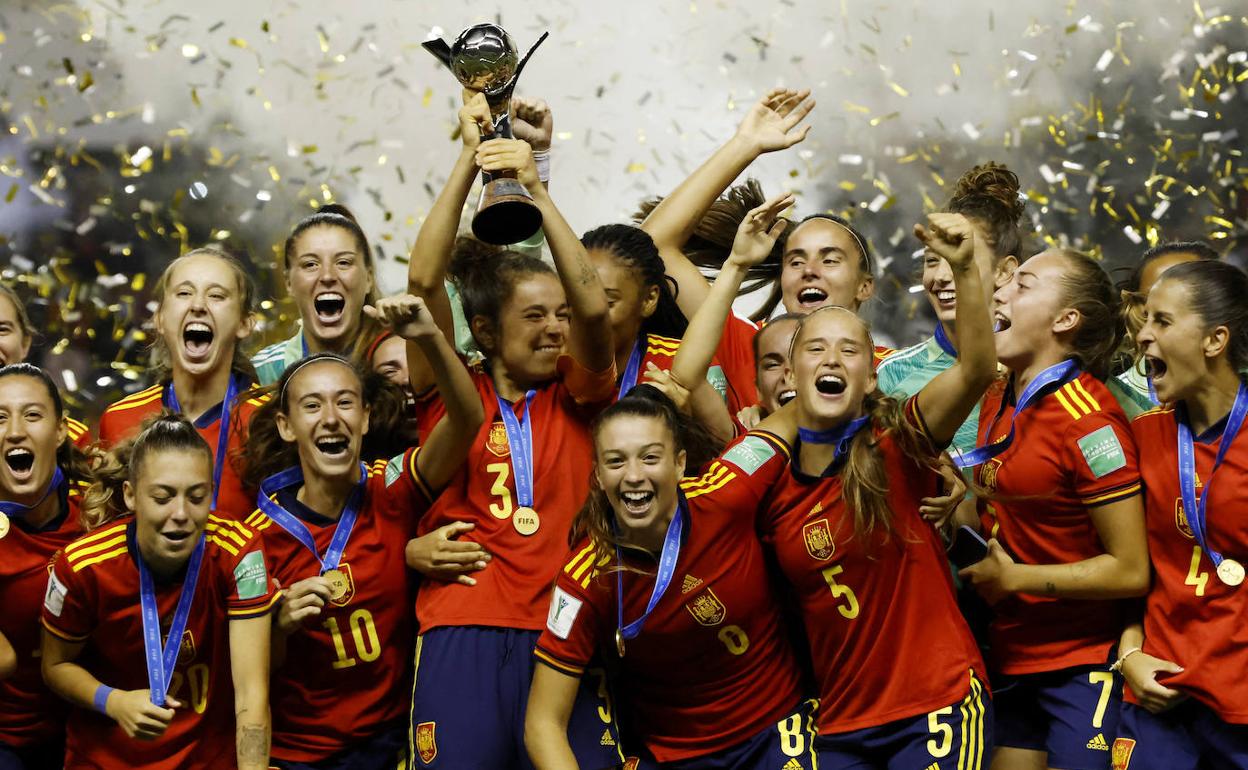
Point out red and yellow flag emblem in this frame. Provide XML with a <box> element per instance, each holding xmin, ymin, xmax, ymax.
<box><xmin>415</xmin><ymin>721</ymin><xmax>437</xmax><ymax>764</ymax></box>
<box><xmin>803</xmin><ymin>519</ymin><xmax>835</xmax><ymax>561</ymax></box>
<box><xmin>485</xmin><ymin>421</ymin><xmax>511</xmax><ymax>458</ymax></box>
<box><xmin>685</xmin><ymin>588</ymin><xmax>726</xmax><ymax>626</ymax></box>
<box><xmin>1111</xmin><ymin>737</ymin><xmax>1135</xmax><ymax>770</ymax></box>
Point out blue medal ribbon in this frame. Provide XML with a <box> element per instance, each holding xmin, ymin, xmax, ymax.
<box><xmin>495</xmin><ymin>391</ymin><xmax>537</xmax><ymax>509</ymax></box>
<box><xmin>256</xmin><ymin>463</ymin><xmax>367</xmax><ymax>574</ymax></box>
<box><xmin>616</xmin><ymin>492</ymin><xmax>687</xmax><ymax>645</ymax></box>
<box><xmin>164</xmin><ymin>374</ymin><xmax>242</xmax><ymax>512</ymax></box>
<box><xmin>301</xmin><ymin>334</ymin><xmax>309</xmax><ymax>358</ymax></box>
<box><xmin>798</xmin><ymin>415</ymin><xmax>870</xmax><ymax>465</ymax></box>
<box><xmin>954</xmin><ymin>359</ymin><xmax>1080</xmax><ymax>469</ymax></box>
<box><xmin>1176</xmin><ymin>382</ymin><xmax>1248</xmax><ymax>571</ymax></box>
<box><xmin>616</xmin><ymin>339</ymin><xmax>644</xmax><ymax>402</ymax></box>
<box><xmin>933</xmin><ymin>323</ymin><xmax>957</xmax><ymax>358</ymax></box>
<box><xmin>137</xmin><ymin>533</ymin><xmax>205</xmax><ymax>707</ymax></box>
<box><xmin>0</xmin><ymin>466</ymin><xmax>65</xmax><ymax>518</ymax></box>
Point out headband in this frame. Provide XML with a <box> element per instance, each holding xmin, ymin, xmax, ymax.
<box><xmin>279</xmin><ymin>354</ymin><xmax>358</xmax><ymax>406</ymax></box>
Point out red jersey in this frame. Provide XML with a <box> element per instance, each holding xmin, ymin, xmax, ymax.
<box><xmin>760</xmin><ymin>397</ymin><xmax>985</xmax><ymax>734</ymax></box>
<box><xmin>253</xmin><ymin>451</ymin><xmax>431</xmax><ymax>761</ymax></box>
<box><xmin>98</xmin><ymin>383</ymin><xmax>265</xmax><ymax>521</ymax></box>
<box><xmin>41</xmin><ymin>515</ymin><xmax>277</xmax><ymax>770</ymax></box>
<box><xmin>67</xmin><ymin>415</ymin><xmax>92</xmax><ymax>449</ymax></box>
<box><xmin>976</xmin><ymin>372</ymin><xmax>1142</xmax><ymax>675</ymax></box>
<box><xmin>873</xmin><ymin>344</ymin><xmax>895</xmax><ymax>369</ymax></box>
<box><xmin>535</xmin><ymin>432</ymin><xmax>804</xmax><ymax>762</ymax></box>
<box><xmin>0</xmin><ymin>479</ymin><xmax>86</xmax><ymax>747</ymax></box>
<box><xmin>1128</xmin><ymin>406</ymin><xmax>1248</xmax><ymax>722</ymax></box>
<box><xmin>414</xmin><ymin>357</ymin><xmax>614</xmax><ymax>632</ymax></box>
<box><xmin>628</xmin><ymin>324</ymin><xmax>755</xmax><ymax>416</ymax></box>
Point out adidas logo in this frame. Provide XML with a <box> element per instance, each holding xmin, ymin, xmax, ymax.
<box><xmin>1087</xmin><ymin>733</ymin><xmax>1109</xmax><ymax>751</ymax></box>
<box><xmin>599</xmin><ymin>729</ymin><xmax>615</xmax><ymax>747</ymax></box>
<box><xmin>782</xmin><ymin>760</ymin><xmax>804</xmax><ymax>770</ymax></box>
<box><xmin>924</xmin><ymin>763</ymin><xmax>940</xmax><ymax>770</ymax></box>
<box><xmin>681</xmin><ymin>574</ymin><xmax>703</xmax><ymax>593</ymax></box>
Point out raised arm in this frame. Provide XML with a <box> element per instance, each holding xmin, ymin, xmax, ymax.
<box><xmin>476</xmin><ymin>138</ymin><xmax>614</xmax><ymax>372</ymax></box>
<box><xmin>405</xmin><ymin>92</ymin><xmax>493</xmax><ymax>391</ymax></box>
<box><xmin>912</xmin><ymin>213</ymin><xmax>998</xmax><ymax>445</ymax></box>
<box><xmin>229</xmin><ymin>615</ymin><xmax>272</xmax><ymax>770</ymax></box>
<box><xmin>641</xmin><ymin>88</ymin><xmax>814</xmax><ymax>318</ymax></box>
<box><xmin>670</xmin><ymin>193</ymin><xmax>793</xmax><ymax>389</ymax></box>
<box><xmin>365</xmin><ymin>294</ymin><xmax>485</xmax><ymax>491</ymax></box>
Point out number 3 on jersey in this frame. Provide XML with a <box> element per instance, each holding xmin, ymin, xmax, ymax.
<box><xmin>487</xmin><ymin>462</ymin><xmax>513</xmax><ymax>520</ymax></box>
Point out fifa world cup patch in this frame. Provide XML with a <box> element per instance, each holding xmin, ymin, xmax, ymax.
<box><xmin>385</xmin><ymin>454</ymin><xmax>404</xmax><ymax>487</ymax></box>
<box><xmin>547</xmin><ymin>586</ymin><xmax>583</xmax><ymax>639</ymax></box>
<box><xmin>705</xmin><ymin>365</ymin><xmax>729</xmax><ymax>400</ymax></box>
<box><xmin>233</xmin><ymin>551</ymin><xmax>268</xmax><ymax>600</ymax></box>
<box><xmin>415</xmin><ymin>721</ymin><xmax>437</xmax><ymax>764</ymax></box>
<box><xmin>722</xmin><ymin>435</ymin><xmax>777</xmax><ymax>476</ymax></box>
<box><xmin>1077</xmin><ymin>425</ymin><xmax>1127</xmax><ymax>478</ymax></box>
<box><xmin>43</xmin><ymin>569</ymin><xmax>67</xmax><ymax>617</ymax></box>
<box><xmin>1111</xmin><ymin>737</ymin><xmax>1135</xmax><ymax>769</ymax></box>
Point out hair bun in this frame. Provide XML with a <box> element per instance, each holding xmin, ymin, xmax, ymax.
<box><xmin>951</xmin><ymin>162</ymin><xmax>1025</xmax><ymax>221</ymax></box>
<box><xmin>316</xmin><ymin>203</ymin><xmax>359</xmax><ymax>223</ymax></box>
<box><xmin>448</xmin><ymin>236</ymin><xmax>506</xmax><ymax>285</ymax></box>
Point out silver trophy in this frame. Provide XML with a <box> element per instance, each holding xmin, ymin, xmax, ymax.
<box><xmin>424</xmin><ymin>24</ymin><xmax>549</xmax><ymax>245</ymax></box>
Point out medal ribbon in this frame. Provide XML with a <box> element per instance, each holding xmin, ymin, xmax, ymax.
<box><xmin>138</xmin><ymin>534</ymin><xmax>205</xmax><ymax>706</ymax></box>
<box><xmin>495</xmin><ymin>390</ymin><xmax>537</xmax><ymax>509</ymax></box>
<box><xmin>0</xmin><ymin>466</ymin><xmax>65</xmax><ymax>518</ymax></box>
<box><xmin>933</xmin><ymin>323</ymin><xmax>958</xmax><ymax>358</ymax></box>
<box><xmin>164</xmin><ymin>373</ymin><xmax>242</xmax><ymax>512</ymax></box>
<box><xmin>798</xmin><ymin>415</ymin><xmax>870</xmax><ymax>465</ymax></box>
<box><xmin>616</xmin><ymin>492</ymin><xmax>687</xmax><ymax>644</ymax></box>
<box><xmin>1176</xmin><ymin>381</ymin><xmax>1248</xmax><ymax>571</ymax></box>
<box><xmin>616</xmin><ymin>339</ymin><xmax>644</xmax><ymax>402</ymax></box>
<box><xmin>256</xmin><ymin>463</ymin><xmax>367</xmax><ymax>573</ymax></box>
<box><xmin>954</xmin><ymin>359</ymin><xmax>1080</xmax><ymax>469</ymax></box>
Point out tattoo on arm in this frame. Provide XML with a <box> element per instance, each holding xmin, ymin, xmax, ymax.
<box><xmin>236</xmin><ymin>724</ymin><xmax>269</xmax><ymax>768</ymax></box>
<box><xmin>576</xmin><ymin>259</ymin><xmax>596</xmax><ymax>287</ymax></box>
<box><xmin>1045</xmin><ymin>581</ymin><xmax>1057</xmax><ymax>596</ymax></box>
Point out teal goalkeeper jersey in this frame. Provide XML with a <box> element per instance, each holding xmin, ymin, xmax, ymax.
<box><xmin>876</xmin><ymin>334</ymin><xmax>982</xmax><ymax>459</ymax></box>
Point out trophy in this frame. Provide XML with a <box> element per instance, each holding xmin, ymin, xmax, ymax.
<box><xmin>424</xmin><ymin>24</ymin><xmax>549</xmax><ymax>245</ymax></box>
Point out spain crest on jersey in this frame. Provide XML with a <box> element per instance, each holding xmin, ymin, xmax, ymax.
<box><xmin>1110</xmin><ymin>737</ymin><xmax>1135</xmax><ymax>769</ymax></box>
<box><xmin>327</xmin><ymin>563</ymin><xmax>356</xmax><ymax>607</ymax></box>
<box><xmin>685</xmin><ymin>588</ymin><xmax>726</xmax><ymax>626</ymax></box>
<box><xmin>176</xmin><ymin>630</ymin><xmax>197</xmax><ymax>666</ymax></box>
<box><xmin>803</xmin><ymin>519</ymin><xmax>835</xmax><ymax>561</ymax></box>
<box><xmin>415</xmin><ymin>721</ymin><xmax>437</xmax><ymax>764</ymax></box>
<box><xmin>485</xmin><ymin>421</ymin><xmax>511</xmax><ymax>458</ymax></box>
<box><xmin>979</xmin><ymin>458</ymin><xmax>1003</xmax><ymax>493</ymax></box>
<box><xmin>1174</xmin><ymin>497</ymin><xmax>1196</xmax><ymax>539</ymax></box>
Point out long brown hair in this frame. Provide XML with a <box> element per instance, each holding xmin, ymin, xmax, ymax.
<box><xmin>80</xmin><ymin>413</ymin><xmax>212</xmax><ymax>530</ymax></box>
<box><xmin>1052</xmin><ymin>249</ymin><xmax>1123</xmax><ymax>380</ymax></box>
<box><xmin>790</xmin><ymin>307</ymin><xmax>940</xmax><ymax>544</ymax></box>
<box><xmin>572</xmin><ymin>385</ymin><xmax>723</xmax><ymax>571</ymax></box>
<box><xmin>149</xmin><ymin>246</ymin><xmax>259</xmax><ymax>383</ymax></box>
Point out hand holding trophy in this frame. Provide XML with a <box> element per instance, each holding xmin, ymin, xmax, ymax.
<box><xmin>424</xmin><ymin>24</ymin><xmax>549</xmax><ymax>245</ymax></box>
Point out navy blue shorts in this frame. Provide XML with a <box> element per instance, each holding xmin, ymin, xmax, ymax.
<box><xmin>994</xmin><ymin>660</ymin><xmax>1122</xmax><ymax>769</ymax></box>
<box><xmin>407</xmin><ymin>626</ymin><xmax>624</xmax><ymax>769</ymax></box>
<box><xmin>815</xmin><ymin>676</ymin><xmax>992</xmax><ymax>769</ymax></box>
<box><xmin>271</xmin><ymin>721</ymin><xmax>406</xmax><ymax>769</ymax></box>
<box><xmin>630</xmin><ymin>699</ymin><xmax>819</xmax><ymax>770</ymax></box>
<box><xmin>0</xmin><ymin>740</ymin><xmax>62</xmax><ymax>770</ymax></box>
<box><xmin>1114</xmin><ymin>699</ymin><xmax>1248</xmax><ymax>770</ymax></box>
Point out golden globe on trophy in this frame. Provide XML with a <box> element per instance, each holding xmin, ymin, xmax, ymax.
<box><xmin>424</xmin><ymin>24</ymin><xmax>550</xmax><ymax>245</ymax></box>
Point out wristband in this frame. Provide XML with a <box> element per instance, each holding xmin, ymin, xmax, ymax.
<box><xmin>93</xmin><ymin>684</ymin><xmax>114</xmax><ymax>715</ymax></box>
<box><xmin>532</xmin><ymin>149</ymin><xmax>551</xmax><ymax>182</ymax></box>
<box><xmin>1110</xmin><ymin>647</ymin><xmax>1142</xmax><ymax>673</ymax></box>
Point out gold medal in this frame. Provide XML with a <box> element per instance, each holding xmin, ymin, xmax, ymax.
<box><xmin>513</xmin><ymin>506</ymin><xmax>540</xmax><ymax>536</ymax></box>
<box><xmin>615</xmin><ymin>628</ymin><xmax>626</xmax><ymax>658</ymax></box>
<box><xmin>0</xmin><ymin>512</ymin><xmax>8</xmax><ymax>540</ymax></box>
<box><xmin>1217</xmin><ymin>558</ymin><xmax>1245</xmax><ymax>587</ymax></box>
<box><xmin>322</xmin><ymin>569</ymin><xmax>349</xmax><ymax>601</ymax></box>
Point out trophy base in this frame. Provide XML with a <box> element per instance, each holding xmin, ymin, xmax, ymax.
<box><xmin>473</xmin><ymin>179</ymin><xmax>543</xmax><ymax>245</ymax></box>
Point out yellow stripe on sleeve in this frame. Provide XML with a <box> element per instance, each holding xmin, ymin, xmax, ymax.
<box><xmin>563</xmin><ymin>543</ymin><xmax>595</xmax><ymax>575</ymax></box>
<box><xmin>534</xmin><ymin>648</ymin><xmax>585</xmax><ymax>677</ymax></box>
<box><xmin>65</xmin><ymin>534</ymin><xmax>127</xmax><ymax>563</ymax></box>
<box><xmin>1062</xmin><ymin>383</ymin><xmax>1093</xmax><ymax>416</ymax></box>
<box><xmin>1053</xmin><ymin>388</ymin><xmax>1084</xmax><ymax>421</ymax></box>
<box><xmin>64</xmin><ymin>522</ymin><xmax>129</xmax><ymax>555</ymax></box>
<box><xmin>1071</xmin><ymin>379</ymin><xmax>1102</xmax><ymax>412</ymax></box>
<box><xmin>71</xmin><ymin>546</ymin><xmax>129</xmax><ymax>573</ymax></box>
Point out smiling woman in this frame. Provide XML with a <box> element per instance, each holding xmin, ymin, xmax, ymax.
<box><xmin>251</xmin><ymin>205</ymin><xmax>378</xmax><ymax>386</ymax></box>
<box><xmin>40</xmin><ymin>414</ymin><xmax>277</xmax><ymax>770</ymax></box>
<box><xmin>98</xmin><ymin>246</ymin><xmax>265</xmax><ymax>521</ymax></box>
